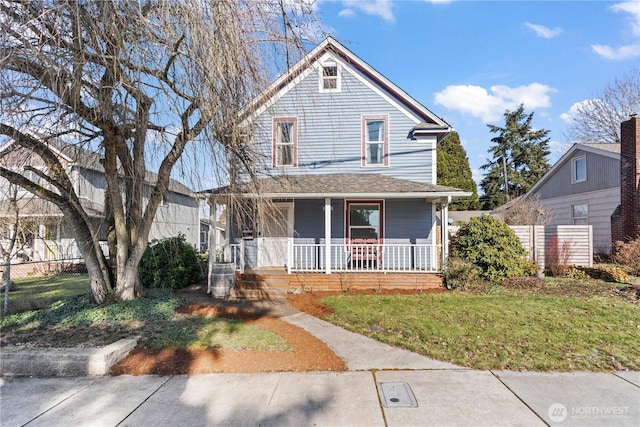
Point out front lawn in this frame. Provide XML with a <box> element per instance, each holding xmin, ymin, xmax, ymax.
<box><xmin>320</xmin><ymin>282</ymin><xmax>640</xmax><ymax>371</ymax></box>
<box><xmin>1</xmin><ymin>289</ymin><xmax>289</xmax><ymax>351</ymax></box>
<box><xmin>1</xmin><ymin>274</ymin><xmax>90</xmax><ymax>315</ymax></box>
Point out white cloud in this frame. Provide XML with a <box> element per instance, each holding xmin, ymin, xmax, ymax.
<box><xmin>592</xmin><ymin>1</ymin><xmax>640</xmax><ymax>60</ymax></box>
<box><xmin>591</xmin><ymin>44</ymin><xmax>640</xmax><ymax>60</ymax></box>
<box><xmin>434</xmin><ymin>83</ymin><xmax>557</xmax><ymax>123</ymax></box>
<box><xmin>340</xmin><ymin>0</ymin><xmax>395</xmax><ymax>22</ymax></box>
<box><xmin>612</xmin><ymin>1</ymin><xmax>640</xmax><ymax>36</ymax></box>
<box><xmin>338</xmin><ymin>8</ymin><xmax>355</xmax><ymax>18</ymax></box>
<box><xmin>424</xmin><ymin>0</ymin><xmax>453</xmax><ymax>4</ymax></box>
<box><xmin>560</xmin><ymin>100</ymin><xmax>591</xmax><ymax>123</ymax></box>
<box><xmin>524</xmin><ymin>22</ymin><xmax>562</xmax><ymax>39</ymax></box>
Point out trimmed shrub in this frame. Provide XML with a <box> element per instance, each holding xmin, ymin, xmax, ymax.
<box><xmin>452</xmin><ymin>214</ymin><xmax>536</xmax><ymax>282</ymax></box>
<box><xmin>611</xmin><ymin>238</ymin><xmax>640</xmax><ymax>276</ymax></box>
<box><xmin>139</xmin><ymin>234</ymin><xmax>203</xmax><ymax>289</ymax></box>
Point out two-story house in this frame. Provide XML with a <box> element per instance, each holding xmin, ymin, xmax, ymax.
<box><xmin>522</xmin><ymin>143</ymin><xmax>620</xmax><ymax>255</ymax></box>
<box><xmin>0</xmin><ymin>137</ymin><xmax>199</xmax><ymax>263</ymax></box>
<box><xmin>205</xmin><ymin>37</ymin><xmax>469</xmax><ymax>292</ymax></box>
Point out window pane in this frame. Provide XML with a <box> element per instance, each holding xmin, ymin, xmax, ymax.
<box><xmin>574</xmin><ymin>157</ymin><xmax>586</xmax><ymax>181</ymax></box>
<box><xmin>349</xmin><ymin>205</ymin><xmax>379</xmax><ymax>227</ymax></box>
<box><xmin>367</xmin><ymin>143</ymin><xmax>383</xmax><ymax>164</ymax></box>
<box><xmin>277</xmin><ymin>145</ymin><xmax>292</xmax><ymax>165</ymax></box>
<box><xmin>573</xmin><ymin>204</ymin><xmax>588</xmax><ymax>218</ymax></box>
<box><xmin>323</xmin><ymin>66</ymin><xmax>337</xmax><ymax>77</ymax></box>
<box><xmin>366</xmin><ymin>120</ymin><xmax>384</xmax><ymax>142</ymax></box>
<box><xmin>278</xmin><ymin>122</ymin><xmax>292</xmax><ymax>144</ymax></box>
<box><xmin>351</xmin><ymin>227</ymin><xmax>378</xmax><ymax>239</ymax></box>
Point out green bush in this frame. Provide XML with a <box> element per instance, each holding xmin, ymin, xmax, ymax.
<box><xmin>139</xmin><ymin>234</ymin><xmax>203</xmax><ymax>289</ymax></box>
<box><xmin>611</xmin><ymin>238</ymin><xmax>640</xmax><ymax>276</ymax></box>
<box><xmin>452</xmin><ymin>214</ymin><xmax>536</xmax><ymax>282</ymax></box>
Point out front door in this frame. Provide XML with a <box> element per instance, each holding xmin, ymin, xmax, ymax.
<box><xmin>258</xmin><ymin>202</ymin><xmax>293</xmax><ymax>269</ymax></box>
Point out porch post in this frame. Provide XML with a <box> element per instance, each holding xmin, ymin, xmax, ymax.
<box><xmin>207</xmin><ymin>198</ymin><xmax>217</xmax><ymax>294</ymax></box>
<box><xmin>440</xmin><ymin>196</ymin><xmax>451</xmax><ymax>270</ymax></box>
<box><xmin>324</xmin><ymin>198</ymin><xmax>332</xmax><ymax>274</ymax></box>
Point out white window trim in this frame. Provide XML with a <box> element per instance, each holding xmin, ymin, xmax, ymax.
<box><xmin>345</xmin><ymin>200</ymin><xmax>385</xmax><ymax>242</ymax></box>
<box><xmin>272</xmin><ymin>117</ymin><xmax>298</xmax><ymax>168</ymax></box>
<box><xmin>318</xmin><ymin>62</ymin><xmax>341</xmax><ymax>93</ymax></box>
<box><xmin>361</xmin><ymin>115</ymin><xmax>389</xmax><ymax>167</ymax></box>
<box><xmin>571</xmin><ymin>155</ymin><xmax>587</xmax><ymax>183</ymax></box>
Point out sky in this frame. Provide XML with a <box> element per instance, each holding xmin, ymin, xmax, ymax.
<box><xmin>310</xmin><ymin>0</ymin><xmax>640</xmax><ymax>191</ymax></box>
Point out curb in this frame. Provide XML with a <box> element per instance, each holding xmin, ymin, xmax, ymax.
<box><xmin>0</xmin><ymin>338</ymin><xmax>137</xmax><ymax>377</ymax></box>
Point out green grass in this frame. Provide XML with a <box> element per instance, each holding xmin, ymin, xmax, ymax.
<box><xmin>1</xmin><ymin>288</ymin><xmax>289</xmax><ymax>351</ymax></box>
<box><xmin>321</xmin><ymin>292</ymin><xmax>640</xmax><ymax>371</ymax></box>
<box><xmin>1</xmin><ymin>274</ymin><xmax>90</xmax><ymax>315</ymax></box>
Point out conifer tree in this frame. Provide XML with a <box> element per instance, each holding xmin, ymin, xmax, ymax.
<box><xmin>437</xmin><ymin>131</ymin><xmax>481</xmax><ymax>211</ymax></box>
<box><xmin>480</xmin><ymin>105</ymin><xmax>550</xmax><ymax>210</ymax></box>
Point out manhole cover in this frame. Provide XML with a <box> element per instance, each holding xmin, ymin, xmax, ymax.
<box><xmin>377</xmin><ymin>382</ymin><xmax>418</xmax><ymax>408</ymax></box>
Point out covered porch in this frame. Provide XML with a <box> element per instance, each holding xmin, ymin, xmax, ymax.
<box><xmin>205</xmin><ymin>174</ymin><xmax>470</xmax><ymax>283</ymax></box>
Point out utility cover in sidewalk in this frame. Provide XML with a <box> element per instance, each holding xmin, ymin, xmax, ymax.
<box><xmin>377</xmin><ymin>382</ymin><xmax>418</xmax><ymax>408</ymax></box>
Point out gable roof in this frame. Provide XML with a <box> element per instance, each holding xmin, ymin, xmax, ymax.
<box><xmin>245</xmin><ymin>37</ymin><xmax>450</xmax><ymax>138</ymax></box>
<box><xmin>525</xmin><ymin>142</ymin><xmax>620</xmax><ymax>197</ymax></box>
<box><xmin>205</xmin><ymin>173</ymin><xmax>470</xmax><ymax>200</ymax></box>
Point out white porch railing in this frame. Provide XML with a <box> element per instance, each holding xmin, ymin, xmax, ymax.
<box><xmin>223</xmin><ymin>242</ymin><xmax>441</xmax><ymax>273</ymax></box>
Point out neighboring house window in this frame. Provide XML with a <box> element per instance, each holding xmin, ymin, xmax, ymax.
<box><xmin>44</xmin><ymin>223</ymin><xmax>58</xmax><ymax>240</ymax></box>
<box><xmin>346</xmin><ymin>201</ymin><xmax>384</xmax><ymax>240</ymax></box>
<box><xmin>319</xmin><ymin>63</ymin><xmax>340</xmax><ymax>92</ymax></box>
<box><xmin>160</xmin><ymin>194</ymin><xmax>168</xmax><ymax>206</ymax></box>
<box><xmin>572</xmin><ymin>203</ymin><xmax>588</xmax><ymax>225</ymax></box>
<box><xmin>362</xmin><ymin>115</ymin><xmax>389</xmax><ymax>167</ymax></box>
<box><xmin>572</xmin><ymin>155</ymin><xmax>586</xmax><ymax>183</ymax></box>
<box><xmin>272</xmin><ymin>117</ymin><xmax>298</xmax><ymax>167</ymax></box>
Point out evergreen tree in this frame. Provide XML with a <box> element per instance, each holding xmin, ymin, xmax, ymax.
<box><xmin>437</xmin><ymin>131</ymin><xmax>481</xmax><ymax>210</ymax></box>
<box><xmin>480</xmin><ymin>105</ymin><xmax>551</xmax><ymax>210</ymax></box>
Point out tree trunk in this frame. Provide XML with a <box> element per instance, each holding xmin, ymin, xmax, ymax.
<box><xmin>2</xmin><ymin>258</ymin><xmax>10</xmax><ymax>314</ymax></box>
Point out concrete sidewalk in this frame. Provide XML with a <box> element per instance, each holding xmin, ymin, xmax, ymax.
<box><xmin>1</xmin><ymin>370</ymin><xmax>638</xmax><ymax>426</ymax></box>
<box><xmin>1</xmin><ymin>312</ymin><xmax>639</xmax><ymax>426</ymax></box>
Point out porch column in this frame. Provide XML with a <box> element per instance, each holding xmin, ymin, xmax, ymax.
<box><xmin>440</xmin><ymin>196</ymin><xmax>451</xmax><ymax>270</ymax></box>
<box><xmin>324</xmin><ymin>198</ymin><xmax>332</xmax><ymax>274</ymax></box>
<box><xmin>207</xmin><ymin>198</ymin><xmax>217</xmax><ymax>294</ymax></box>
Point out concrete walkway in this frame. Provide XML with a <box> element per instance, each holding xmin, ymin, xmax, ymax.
<box><xmin>1</xmin><ymin>312</ymin><xmax>639</xmax><ymax>426</ymax></box>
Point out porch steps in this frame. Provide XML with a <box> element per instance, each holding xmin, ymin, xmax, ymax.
<box><xmin>232</xmin><ymin>270</ymin><xmax>444</xmax><ymax>299</ymax></box>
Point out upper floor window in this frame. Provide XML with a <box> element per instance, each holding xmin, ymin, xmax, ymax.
<box><xmin>319</xmin><ymin>62</ymin><xmax>340</xmax><ymax>92</ymax></box>
<box><xmin>272</xmin><ymin>117</ymin><xmax>298</xmax><ymax>167</ymax></box>
<box><xmin>571</xmin><ymin>155</ymin><xmax>586</xmax><ymax>183</ymax></box>
<box><xmin>362</xmin><ymin>115</ymin><xmax>389</xmax><ymax>167</ymax></box>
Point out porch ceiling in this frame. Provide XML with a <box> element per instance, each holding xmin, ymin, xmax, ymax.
<box><xmin>204</xmin><ymin>173</ymin><xmax>471</xmax><ymax>200</ymax></box>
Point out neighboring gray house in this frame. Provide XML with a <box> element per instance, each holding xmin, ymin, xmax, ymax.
<box><xmin>0</xmin><ymin>138</ymin><xmax>199</xmax><ymax>262</ymax></box>
<box><xmin>523</xmin><ymin>142</ymin><xmax>620</xmax><ymax>254</ymax></box>
<box><xmin>205</xmin><ymin>37</ymin><xmax>469</xmax><ymax>276</ymax></box>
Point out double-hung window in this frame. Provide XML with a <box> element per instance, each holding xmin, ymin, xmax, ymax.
<box><xmin>572</xmin><ymin>203</ymin><xmax>588</xmax><ymax>225</ymax></box>
<box><xmin>362</xmin><ymin>115</ymin><xmax>388</xmax><ymax>167</ymax></box>
<box><xmin>272</xmin><ymin>117</ymin><xmax>297</xmax><ymax>167</ymax></box>
<box><xmin>347</xmin><ymin>201</ymin><xmax>383</xmax><ymax>240</ymax></box>
<box><xmin>571</xmin><ymin>155</ymin><xmax>586</xmax><ymax>183</ymax></box>
<box><xmin>319</xmin><ymin>62</ymin><xmax>340</xmax><ymax>92</ymax></box>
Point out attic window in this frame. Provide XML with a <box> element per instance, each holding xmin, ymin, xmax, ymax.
<box><xmin>572</xmin><ymin>155</ymin><xmax>586</xmax><ymax>183</ymax></box>
<box><xmin>320</xmin><ymin>63</ymin><xmax>340</xmax><ymax>92</ymax></box>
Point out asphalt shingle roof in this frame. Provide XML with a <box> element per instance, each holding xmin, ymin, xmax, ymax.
<box><xmin>207</xmin><ymin>173</ymin><xmax>467</xmax><ymax>197</ymax></box>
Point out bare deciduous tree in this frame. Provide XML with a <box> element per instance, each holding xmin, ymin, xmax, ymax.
<box><xmin>497</xmin><ymin>195</ymin><xmax>553</xmax><ymax>226</ymax></box>
<box><xmin>565</xmin><ymin>67</ymin><xmax>640</xmax><ymax>144</ymax></box>
<box><xmin>0</xmin><ymin>0</ymin><xmax>318</xmax><ymax>303</ymax></box>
